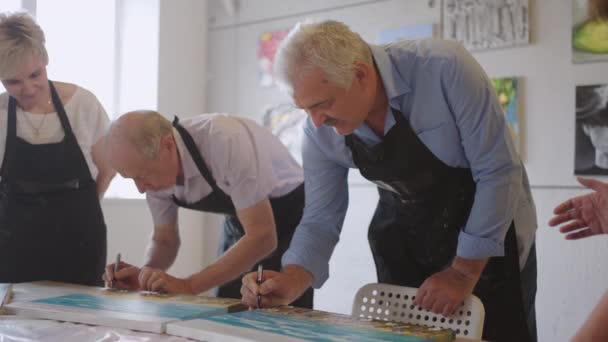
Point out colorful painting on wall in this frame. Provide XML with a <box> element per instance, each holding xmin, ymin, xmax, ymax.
<box><xmin>442</xmin><ymin>0</ymin><xmax>529</xmax><ymax>51</ymax></box>
<box><xmin>575</xmin><ymin>84</ymin><xmax>608</xmax><ymax>175</ymax></box>
<box><xmin>491</xmin><ymin>77</ymin><xmax>521</xmax><ymax>154</ymax></box>
<box><xmin>263</xmin><ymin>103</ymin><xmax>307</xmax><ymax>164</ymax></box>
<box><xmin>378</xmin><ymin>23</ymin><xmax>436</xmax><ymax>44</ymax></box>
<box><xmin>258</xmin><ymin>29</ymin><xmax>290</xmax><ymax>87</ymax></box>
<box><xmin>572</xmin><ymin>0</ymin><xmax>608</xmax><ymax>63</ymax></box>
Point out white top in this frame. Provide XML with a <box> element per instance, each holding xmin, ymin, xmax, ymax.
<box><xmin>146</xmin><ymin>114</ymin><xmax>304</xmax><ymax>226</ymax></box>
<box><xmin>0</xmin><ymin>86</ymin><xmax>110</xmax><ymax>180</ymax></box>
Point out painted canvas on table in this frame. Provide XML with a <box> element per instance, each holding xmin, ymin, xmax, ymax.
<box><xmin>5</xmin><ymin>281</ymin><xmax>244</xmax><ymax>334</ymax></box>
<box><xmin>442</xmin><ymin>0</ymin><xmax>529</xmax><ymax>51</ymax></box>
<box><xmin>491</xmin><ymin>77</ymin><xmax>521</xmax><ymax>154</ymax></box>
<box><xmin>572</xmin><ymin>0</ymin><xmax>608</xmax><ymax>63</ymax></box>
<box><xmin>258</xmin><ymin>29</ymin><xmax>290</xmax><ymax>87</ymax></box>
<box><xmin>378</xmin><ymin>23</ymin><xmax>436</xmax><ymax>44</ymax></box>
<box><xmin>168</xmin><ymin>306</ymin><xmax>455</xmax><ymax>342</ymax></box>
<box><xmin>575</xmin><ymin>84</ymin><xmax>608</xmax><ymax>175</ymax></box>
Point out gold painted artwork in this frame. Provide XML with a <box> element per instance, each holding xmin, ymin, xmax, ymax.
<box><xmin>102</xmin><ymin>288</ymin><xmax>244</xmax><ymax>308</ymax></box>
<box><xmin>261</xmin><ymin>306</ymin><xmax>455</xmax><ymax>341</ymax></box>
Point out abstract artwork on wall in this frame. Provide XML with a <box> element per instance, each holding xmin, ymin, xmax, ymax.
<box><xmin>572</xmin><ymin>0</ymin><xmax>608</xmax><ymax>63</ymax></box>
<box><xmin>257</xmin><ymin>29</ymin><xmax>290</xmax><ymax>87</ymax></box>
<box><xmin>262</xmin><ymin>103</ymin><xmax>307</xmax><ymax>164</ymax></box>
<box><xmin>442</xmin><ymin>0</ymin><xmax>529</xmax><ymax>51</ymax></box>
<box><xmin>491</xmin><ymin>77</ymin><xmax>521</xmax><ymax>154</ymax></box>
<box><xmin>575</xmin><ymin>84</ymin><xmax>608</xmax><ymax>175</ymax></box>
<box><xmin>377</xmin><ymin>23</ymin><xmax>437</xmax><ymax>44</ymax></box>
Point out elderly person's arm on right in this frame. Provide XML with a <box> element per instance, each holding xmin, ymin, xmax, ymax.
<box><xmin>549</xmin><ymin>177</ymin><xmax>608</xmax><ymax>239</ymax></box>
<box><xmin>548</xmin><ymin>177</ymin><xmax>608</xmax><ymax>341</ymax></box>
<box><xmin>571</xmin><ymin>290</ymin><xmax>608</xmax><ymax>342</ymax></box>
<box><xmin>242</xmin><ymin>120</ymin><xmax>349</xmax><ymax>306</ymax></box>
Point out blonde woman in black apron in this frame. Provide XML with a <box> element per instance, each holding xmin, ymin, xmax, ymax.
<box><xmin>0</xmin><ymin>12</ymin><xmax>114</xmax><ymax>286</ymax></box>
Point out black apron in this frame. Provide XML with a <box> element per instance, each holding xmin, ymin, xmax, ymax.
<box><xmin>0</xmin><ymin>81</ymin><xmax>107</xmax><ymax>286</ymax></box>
<box><xmin>345</xmin><ymin>108</ymin><xmax>536</xmax><ymax>342</ymax></box>
<box><xmin>171</xmin><ymin>116</ymin><xmax>313</xmax><ymax>308</ymax></box>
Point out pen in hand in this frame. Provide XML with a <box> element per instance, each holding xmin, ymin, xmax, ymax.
<box><xmin>256</xmin><ymin>264</ymin><xmax>263</xmax><ymax>309</ymax></box>
<box><xmin>111</xmin><ymin>253</ymin><xmax>121</xmax><ymax>289</ymax></box>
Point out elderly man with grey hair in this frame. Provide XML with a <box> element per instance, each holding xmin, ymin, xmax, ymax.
<box><xmin>0</xmin><ymin>11</ymin><xmax>114</xmax><ymax>286</ymax></box>
<box><xmin>103</xmin><ymin>110</ymin><xmax>312</xmax><ymax>308</ymax></box>
<box><xmin>240</xmin><ymin>20</ymin><xmax>538</xmax><ymax>341</ymax></box>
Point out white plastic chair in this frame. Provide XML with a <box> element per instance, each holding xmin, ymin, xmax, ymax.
<box><xmin>351</xmin><ymin>283</ymin><xmax>484</xmax><ymax>339</ymax></box>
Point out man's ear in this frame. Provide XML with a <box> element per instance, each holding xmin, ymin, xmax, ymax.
<box><xmin>161</xmin><ymin>134</ymin><xmax>175</xmax><ymax>152</ymax></box>
<box><xmin>354</xmin><ymin>61</ymin><xmax>373</xmax><ymax>86</ymax></box>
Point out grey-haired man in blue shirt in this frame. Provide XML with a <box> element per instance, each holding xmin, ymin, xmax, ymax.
<box><xmin>241</xmin><ymin>20</ymin><xmax>537</xmax><ymax>341</ymax></box>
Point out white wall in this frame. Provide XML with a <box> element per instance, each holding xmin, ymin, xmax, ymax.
<box><xmin>102</xmin><ymin>0</ymin><xmax>213</xmax><ymax>282</ymax></box>
<box><xmin>206</xmin><ymin>0</ymin><xmax>608</xmax><ymax>341</ymax></box>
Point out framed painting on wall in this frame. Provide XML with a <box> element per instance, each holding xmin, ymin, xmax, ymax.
<box><xmin>442</xmin><ymin>0</ymin><xmax>529</xmax><ymax>51</ymax></box>
<box><xmin>572</xmin><ymin>0</ymin><xmax>608</xmax><ymax>63</ymax></box>
<box><xmin>258</xmin><ymin>29</ymin><xmax>290</xmax><ymax>87</ymax></box>
<box><xmin>262</xmin><ymin>103</ymin><xmax>307</xmax><ymax>165</ymax></box>
<box><xmin>575</xmin><ymin>84</ymin><xmax>608</xmax><ymax>175</ymax></box>
<box><xmin>491</xmin><ymin>77</ymin><xmax>521</xmax><ymax>155</ymax></box>
<box><xmin>377</xmin><ymin>23</ymin><xmax>437</xmax><ymax>44</ymax></box>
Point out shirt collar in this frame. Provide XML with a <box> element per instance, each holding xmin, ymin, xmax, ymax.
<box><xmin>369</xmin><ymin>44</ymin><xmax>411</xmax><ymax>103</ymax></box>
<box><xmin>353</xmin><ymin>45</ymin><xmax>412</xmax><ymax>139</ymax></box>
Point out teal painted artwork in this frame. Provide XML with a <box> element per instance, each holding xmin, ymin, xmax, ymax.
<box><xmin>202</xmin><ymin>308</ymin><xmax>453</xmax><ymax>342</ymax></box>
<box><xmin>34</xmin><ymin>293</ymin><xmax>220</xmax><ymax>319</ymax></box>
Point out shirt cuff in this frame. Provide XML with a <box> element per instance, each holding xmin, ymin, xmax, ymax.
<box><xmin>281</xmin><ymin>248</ymin><xmax>329</xmax><ymax>289</ymax></box>
<box><xmin>456</xmin><ymin>231</ymin><xmax>505</xmax><ymax>260</ymax></box>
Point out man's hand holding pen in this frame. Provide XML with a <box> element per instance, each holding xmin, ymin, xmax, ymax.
<box><xmin>241</xmin><ymin>265</ymin><xmax>314</xmax><ymax>308</ymax></box>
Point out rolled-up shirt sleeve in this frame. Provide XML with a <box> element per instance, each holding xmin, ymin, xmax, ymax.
<box><xmin>281</xmin><ymin>124</ymin><xmax>349</xmax><ymax>288</ymax></box>
<box><xmin>442</xmin><ymin>44</ymin><xmax>522</xmax><ymax>259</ymax></box>
<box><xmin>146</xmin><ymin>191</ymin><xmax>178</xmax><ymax>226</ymax></box>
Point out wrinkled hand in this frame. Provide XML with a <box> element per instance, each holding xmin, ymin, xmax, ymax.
<box><xmin>103</xmin><ymin>261</ymin><xmax>140</xmax><ymax>290</ymax></box>
<box><xmin>414</xmin><ymin>267</ymin><xmax>477</xmax><ymax>316</ymax></box>
<box><xmin>240</xmin><ymin>265</ymin><xmax>312</xmax><ymax>308</ymax></box>
<box><xmin>138</xmin><ymin>267</ymin><xmax>194</xmax><ymax>294</ymax></box>
<box><xmin>549</xmin><ymin>177</ymin><xmax>608</xmax><ymax>239</ymax></box>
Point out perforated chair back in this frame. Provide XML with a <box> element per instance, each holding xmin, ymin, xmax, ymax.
<box><xmin>352</xmin><ymin>283</ymin><xmax>484</xmax><ymax>339</ymax></box>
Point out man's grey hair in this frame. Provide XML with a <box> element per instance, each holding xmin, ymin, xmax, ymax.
<box><xmin>109</xmin><ymin>110</ymin><xmax>173</xmax><ymax>160</ymax></box>
<box><xmin>273</xmin><ymin>20</ymin><xmax>372</xmax><ymax>94</ymax></box>
<box><xmin>0</xmin><ymin>11</ymin><xmax>48</xmax><ymax>79</ymax></box>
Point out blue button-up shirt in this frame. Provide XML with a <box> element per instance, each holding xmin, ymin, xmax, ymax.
<box><xmin>282</xmin><ymin>39</ymin><xmax>537</xmax><ymax>288</ymax></box>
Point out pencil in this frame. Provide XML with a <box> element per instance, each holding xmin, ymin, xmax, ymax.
<box><xmin>112</xmin><ymin>253</ymin><xmax>121</xmax><ymax>288</ymax></box>
<box><xmin>256</xmin><ymin>264</ymin><xmax>263</xmax><ymax>308</ymax></box>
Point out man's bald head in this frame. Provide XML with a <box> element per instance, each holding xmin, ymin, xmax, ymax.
<box><xmin>106</xmin><ymin>110</ymin><xmax>180</xmax><ymax>193</ymax></box>
<box><xmin>108</xmin><ymin>110</ymin><xmax>173</xmax><ymax>160</ymax></box>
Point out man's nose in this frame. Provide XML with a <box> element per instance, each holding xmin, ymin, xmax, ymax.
<box><xmin>134</xmin><ymin>180</ymin><xmax>147</xmax><ymax>194</ymax></box>
<box><xmin>309</xmin><ymin>110</ymin><xmax>326</xmax><ymax>128</ymax></box>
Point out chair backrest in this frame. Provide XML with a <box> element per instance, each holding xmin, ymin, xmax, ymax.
<box><xmin>351</xmin><ymin>283</ymin><xmax>484</xmax><ymax>339</ymax></box>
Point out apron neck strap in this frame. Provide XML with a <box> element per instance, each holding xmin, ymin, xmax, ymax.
<box><xmin>49</xmin><ymin>81</ymin><xmax>76</xmax><ymax>142</ymax></box>
<box><xmin>172</xmin><ymin>116</ymin><xmax>221</xmax><ymax>191</ymax></box>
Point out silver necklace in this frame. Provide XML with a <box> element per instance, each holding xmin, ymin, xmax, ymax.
<box><xmin>22</xmin><ymin>99</ymin><xmax>52</xmax><ymax>137</ymax></box>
